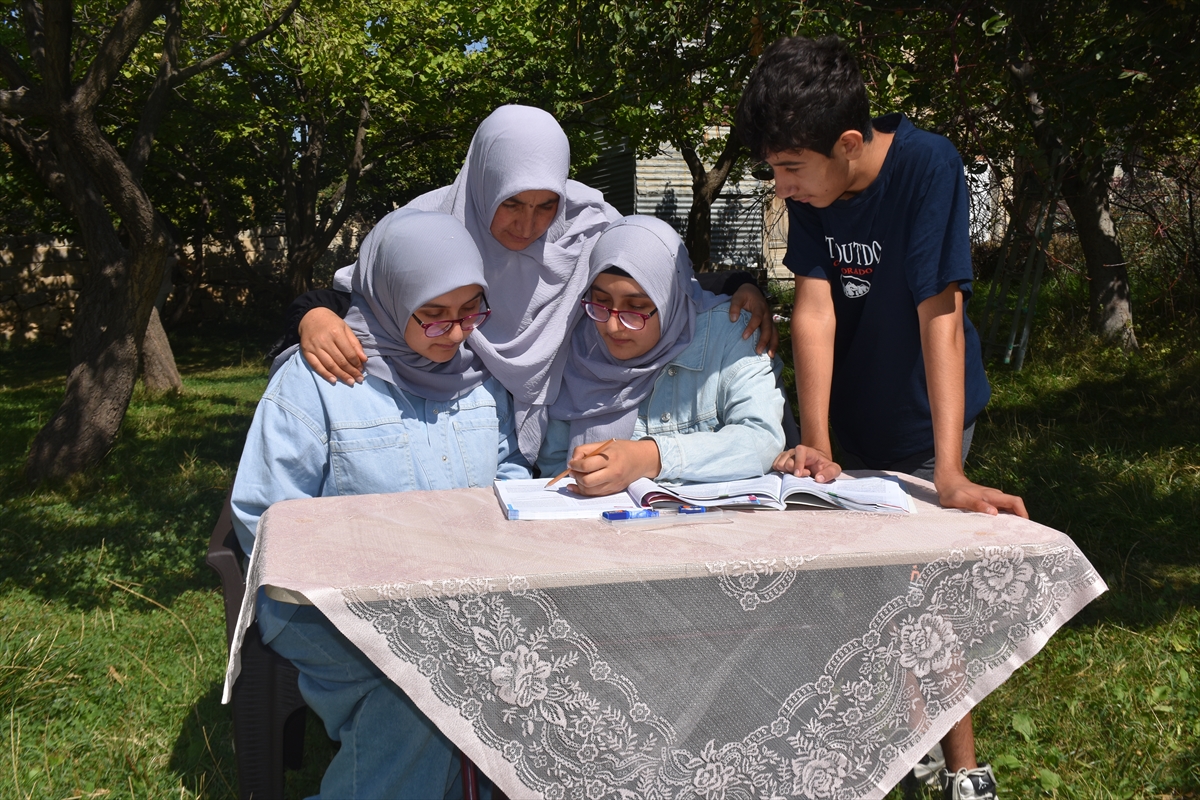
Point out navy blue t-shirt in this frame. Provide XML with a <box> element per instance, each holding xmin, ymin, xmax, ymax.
<box><xmin>783</xmin><ymin>114</ymin><xmax>990</xmax><ymax>466</ymax></box>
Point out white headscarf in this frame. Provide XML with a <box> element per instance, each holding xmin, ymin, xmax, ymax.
<box><xmin>340</xmin><ymin>209</ymin><xmax>489</xmax><ymax>401</ymax></box>
<box><xmin>334</xmin><ymin>105</ymin><xmax>620</xmax><ymax>460</ymax></box>
<box><xmin>549</xmin><ymin>216</ymin><xmax>724</xmax><ymax>453</ymax></box>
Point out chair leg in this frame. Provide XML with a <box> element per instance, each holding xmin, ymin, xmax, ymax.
<box><xmin>460</xmin><ymin>751</ymin><xmax>480</xmax><ymax>800</ymax></box>
<box><xmin>229</xmin><ymin>623</ymin><xmax>309</xmax><ymax>800</ymax></box>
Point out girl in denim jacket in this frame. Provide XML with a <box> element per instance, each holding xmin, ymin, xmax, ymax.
<box><xmin>231</xmin><ymin>209</ymin><xmax>528</xmax><ymax>799</ymax></box>
<box><xmin>538</xmin><ymin>216</ymin><xmax>785</xmax><ymax>494</ymax></box>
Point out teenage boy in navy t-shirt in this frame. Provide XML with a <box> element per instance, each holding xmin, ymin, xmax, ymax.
<box><xmin>736</xmin><ymin>35</ymin><xmax>1026</xmax><ymax>800</ymax></box>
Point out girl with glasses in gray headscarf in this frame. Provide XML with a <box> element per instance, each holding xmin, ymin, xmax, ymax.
<box><xmin>232</xmin><ymin>210</ymin><xmax>529</xmax><ymax>799</ymax></box>
<box><xmin>538</xmin><ymin>216</ymin><xmax>786</xmax><ymax>495</ymax></box>
<box><xmin>284</xmin><ymin>105</ymin><xmax>780</xmax><ymax>464</ymax></box>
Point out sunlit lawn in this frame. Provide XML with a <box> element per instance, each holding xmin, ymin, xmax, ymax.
<box><xmin>0</xmin><ymin>285</ymin><xmax>1197</xmax><ymax>798</ymax></box>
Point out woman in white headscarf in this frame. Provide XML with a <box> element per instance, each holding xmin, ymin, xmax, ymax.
<box><xmin>538</xmin><ymin>216</ymin><xmax>786</xmax><ymax>495</ymax></box>
<box><xmin>232</xmin><ymin>210</ymin><xmax>529</xmax><ymax>799</ymax></box>
<box><xmin>286</xmin><ymin>105</ymin><xmax>779</xmax><ymax>462</ymax></box>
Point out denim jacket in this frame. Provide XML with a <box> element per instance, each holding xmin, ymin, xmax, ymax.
<box><xmin>537</xmin><ymin>302</ymin><xmax>786</xmax><ymax>483</ymax></box>
<box><xmin>231</xmin><ymin>352</ymin><xmax>530</xmax><ymax>640</ymax></box>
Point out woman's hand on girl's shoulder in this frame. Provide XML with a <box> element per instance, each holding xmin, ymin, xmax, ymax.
<box><xmin>299</xmin><ymin>308</ymin><xmax>366</xmax><ymax>385</ymax></box>
<box><xmin>728</xmin><ymin>284</ymin><xmax>779</xmax><ymax>358</ymax></box>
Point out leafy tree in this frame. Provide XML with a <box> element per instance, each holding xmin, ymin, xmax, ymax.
<box><xmin>0</xmin><ymin>0</ymin><xmax>298</xmax><ymax>481</ymax></box>
<box><xmin>811</xmin><ymin>1</ymin><xmax>1200</xmax><ymax>347</ymax></box>
<box><xmin>559</xmin><ymin>1</ymin><xmax>801</xmax><ymax>268</ymax></box>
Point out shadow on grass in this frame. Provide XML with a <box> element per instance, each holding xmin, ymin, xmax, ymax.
<box><xmin>170</xmin><ymin>680</ymin><xmax>335</xmax><ymax>799</ymax></box>
<box><xmin>168</xmin><ymin>681</ymin><xmax>240</xmax><ymax>800</ymax></box>
<box><xmin>971</xmin><ymin>350</ymin><xmax>1200</xmax><ymax>628</ymax></box>
<box><xmin>0</xmin><ymin>368</ymin><xmax>268</xmax><ymax>610</ymax></box>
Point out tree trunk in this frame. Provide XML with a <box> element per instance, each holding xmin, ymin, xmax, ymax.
<box><xmin>1061</xmin><ymin>156</ymin><xmax>1138</xmax><ymax>349</ymax></box>
<box><xmin>25</xmin><ymin>218</ymin><xmax>171</xmax><ymax>481</ymax></box>
<box><xmin>680</xmin><ymin>130</ymin><xmax>743</xmax><ymax>271</ymax></box>
<box><xmin>4</xmin><ymin>0</ymin><xmax>299</xmax><ymax>482</ymax></box>
<box><xmin>141</xmin><ymin>306</ymin><xmax>182</xmax><ymax>392</ymax></box>
<box><xmin>685</xmin><ymin>192</ymin><xmax>714</xmax><ymax>270</ymax></box>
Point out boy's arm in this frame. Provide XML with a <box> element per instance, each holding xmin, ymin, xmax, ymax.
<box><xmin>793</xmin><ymin>273</ymin><xmax>837</xmax><ymax>448</ymax></box>
<box><xmin>775</xmin><ymin>275</ymin><xmax>841</xmax><ymax>481</ymax></box>
<box><xmin>918</xmin><ymin>283</ymin><xmax>1027</xmax><ymax>517</ymax></box>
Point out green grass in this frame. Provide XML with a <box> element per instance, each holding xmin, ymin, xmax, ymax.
<box><xmin>1</xmin><ymin>285</ymin><xmax>1198</xmax><ymax>798</ymax></box>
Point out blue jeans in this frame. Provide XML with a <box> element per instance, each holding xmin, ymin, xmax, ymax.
<box><xmin>260</xmin><ymin>597</ymin><xmax>465</xmax><ymax>800</ymax></box>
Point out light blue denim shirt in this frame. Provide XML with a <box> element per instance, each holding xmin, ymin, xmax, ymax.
<box><xmin>232</xmin><ymin>352</ymin><xmax>530</xmax><ymax>640</ymax></box>
<box><xmin>537</xmin><ymin>302</ymin><xmax>786</xmax><ymax>483</ymax></box>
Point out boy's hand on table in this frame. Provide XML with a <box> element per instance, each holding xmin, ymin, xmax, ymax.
<box><xmin>772</xmin><ymin>446</ymin><xmax>841</xmax><ymax>482</ymax></box>
<box><xmin>567</xmin><ymin>439</ymin><xmax>661</xmax><ymax>497</ymax></box>
<box><xmin>300</xmin><ymin>308</ymin><xmax>366</xmax><ymax>385</ymax></box>
<box><xmin>935</xmin><ymin>474</ymin><xmax>1028</xmax><ymax>518</ymax></box>
<box><xmin>729</xmin><ymin>284</ymin><xmax>779</xmax><ymax>357</ymax></box>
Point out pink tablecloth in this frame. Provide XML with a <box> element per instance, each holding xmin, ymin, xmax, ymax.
<box><xmin>223</xmin><ymin>473</ymin><xmax>1104</xmax><ymax>799</ymax></box>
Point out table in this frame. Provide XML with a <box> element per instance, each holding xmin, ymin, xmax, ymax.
<box><xmin>222</xmin><ymin>473</ymin><xmax>1105</xmax><ymax>799</ymax></box>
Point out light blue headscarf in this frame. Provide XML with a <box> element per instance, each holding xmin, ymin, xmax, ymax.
<box><xmin>341</xmin><ymin>209</ymin><xmax>490</xmax><ymax>401</ymax></box>
<box><xmin>549</xmin><ymin>216</ymin><xmax>724</xmax><ymax>452</ymax></box>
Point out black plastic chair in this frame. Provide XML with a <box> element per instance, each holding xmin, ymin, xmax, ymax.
<box><xmin>207</xmin><ymin>491</ymin><xmax>499</xmax><ymax>800</ymax></box>
<box><xmin>208</xmin><ymin>491</ymin><xmax>309</xmax><ymax>799</ymax></box>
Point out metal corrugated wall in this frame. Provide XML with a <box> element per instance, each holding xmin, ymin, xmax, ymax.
<box><xmin>574</xmin><ymin>138</ymin><xmax>638</xmax><ymax>217</ymax></box>
<box><xmin>634</xmin><ymin>147</ymin><xmax>766</xmax><ymax>268</ymax></box>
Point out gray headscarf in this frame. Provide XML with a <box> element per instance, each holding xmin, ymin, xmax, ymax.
<box><xmin>334</xmin><ymin>105</ymin><xmax>620</xmax><ymax>459</ymax></box>
<box><xmin>549</xmin><ymin>216</ymin><xmax>724</xmax><ymax>453</ymax></box>
<box><xmin>341</xmin><ymin>209</ymin><xmax>490</xmax><ymax>401</ymax></box>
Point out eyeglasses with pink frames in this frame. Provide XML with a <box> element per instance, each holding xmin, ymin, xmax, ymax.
<box><xmin>580</xmin><ymin>299</ymin><xmax>659</xmax><ymax>331</ymax></box>
<box><xmin>410</xmin><ymin>303</ymin><xmax>491</xmax><ymax>338</ymax></box>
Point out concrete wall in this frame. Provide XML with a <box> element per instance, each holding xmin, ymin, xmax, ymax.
<box><xmin>0</xmin><ymin>222</ymin><xmax>366</xmax><ymax>344</ymax></box>
<box><xmin>0</xmin><ymin>237</ymin><xmax>83</xmax><ymax>343</ymax></box>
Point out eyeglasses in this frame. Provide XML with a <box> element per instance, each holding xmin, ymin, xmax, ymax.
<box><xmin>580</xmin><ymin>299</ymin><xmax>659</xmax><ymax>331</ymax></box>
<box><xmin>410</xmin><ymin>306</ymin><xmax>491</xmax><ymax>338</ymax></box>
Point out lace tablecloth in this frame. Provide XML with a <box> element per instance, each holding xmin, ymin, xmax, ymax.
<box><xmin>222</xmin><ymin>474</ymin><xmax>1105</xmax><ymax>799</ymax></box>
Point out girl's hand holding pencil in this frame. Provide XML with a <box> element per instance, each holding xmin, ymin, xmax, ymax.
<box><xmin>562</xmin><ymin>438</ymin><xmax>663</xmax><ymax>497</ymax></box>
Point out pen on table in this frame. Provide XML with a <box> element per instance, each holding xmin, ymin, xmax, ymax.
<box><xmin>602</xmin><ymin>509</ymin><xmax>660</xmax><ymax>521</ymax></box>
<box><xmin>544</xmin><ymin>438</ymin><xmax>616</xmax><ymax>488</ymax></box>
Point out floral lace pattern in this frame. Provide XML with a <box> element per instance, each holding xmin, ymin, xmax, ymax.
<box><xmin>342</xmin><ymin>544</ymin><xmax>1100</xmax><ymax>799</ymax></box>
<box><xmin>706</xmin><ymin>556</ymin><xmax>819</xmax><ymax>612</ymax></box>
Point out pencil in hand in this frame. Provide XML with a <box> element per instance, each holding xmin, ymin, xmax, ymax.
<box><xmin>544</xmin><ymin>438</ymin><xmax>617</xmax><ymax>488</ymax></box>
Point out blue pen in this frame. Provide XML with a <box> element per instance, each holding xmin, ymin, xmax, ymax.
<box><xmin>678</xmin><ymin>505</ymin><xmax>709</xmax><ymax>514</ymax></box>
<box><xmin>602</xmin><ymin>509</ymin><xmax>660</xmax><ymax>521</ymax></box>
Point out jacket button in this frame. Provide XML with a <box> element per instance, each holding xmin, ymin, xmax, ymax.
<box><xmin>442</xmin><ymin>455</ymin><xmax>448</xmax><ymax>461</ymax></box>
<box><xmin>667</xmin><ymin>367</ymin><xmax>678</xmax><ymax>377</ymax></box>
<box><xmin>660</xmin><ymin>412</ymin><xmax>671</xmax><ymax>422</ymax></box>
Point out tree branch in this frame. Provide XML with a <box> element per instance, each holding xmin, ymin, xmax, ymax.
<box><xmin>74</xmin><ymin>0</ymin><xmax>166</xmax><ymax>112</ymax></box>
<box><xmin>0</xmin><ymin>113</ymin><xmax>74</xmax><ymax>212</ymax></box>
<box><xmin>0</xmin><ymin>42</ymin><xmax>35</xmax><ymax>89</ymax></box>
<box><xmin>0</xmin><ymin>86</ymin><xmax>48</xmax><ymax>115</ymax></box>
<box><xmin>126</xmin><ymin>0</ymin><xmax>180</xmax><ymax>180</ymax></box>
<box><xmin>20</xmin><ymin>0</ymin><xmax>47</xmax><ymax>79</ymax></box>
<box><xmin>171</xmin><ymin>0</ymin><xmax>300</xmax><ymax>85</ymax></box>
<box><xmin>317</xmin><ymin>97</ymin><xmax>370</xmax><ymax>246</ymax></box>
<box><xmin>42</xmin><ymin>0</ymin><xmax>73</xmax><ymax>99</ymax></box>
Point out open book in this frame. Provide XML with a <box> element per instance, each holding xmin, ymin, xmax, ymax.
<box><xmin>627</xmin><ymin>473</ymin><xmax>915</xmax><ymax>514</ymax></box>
<box><xmin>493</xmin><ymin>473</ymin><xmax>914</xmax><ymax>520</ymax></box>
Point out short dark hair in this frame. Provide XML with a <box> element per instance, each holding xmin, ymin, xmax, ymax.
<box><xmin>736</xmin><ymin>36</ymin><xmax>872</xmax><ymax>159</ymax></box>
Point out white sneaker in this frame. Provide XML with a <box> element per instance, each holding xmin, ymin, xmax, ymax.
<box><xmin>940</xmin><ymin>764</ymin><xmax>998</xmax><ymax>800</ymax></box>
<box><xmin>912</xmin><ymin>743</ymin><xmax>946</xmax><ymax>785</ymax></box>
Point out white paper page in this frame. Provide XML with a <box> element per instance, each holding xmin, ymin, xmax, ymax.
<box><xmin>780</xmin><ymin>475</ymin><xmax>914</xmax><ymax>513</ymax></box>
<box><xmin>648</xmin><ymin>475</ymin><xmax>784</xmax><ymax>502</ymax></box>
<box><xmin>493</xmin><ymin>479</ymin><xmax>641</xmax><ymax>520</ymax></box>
